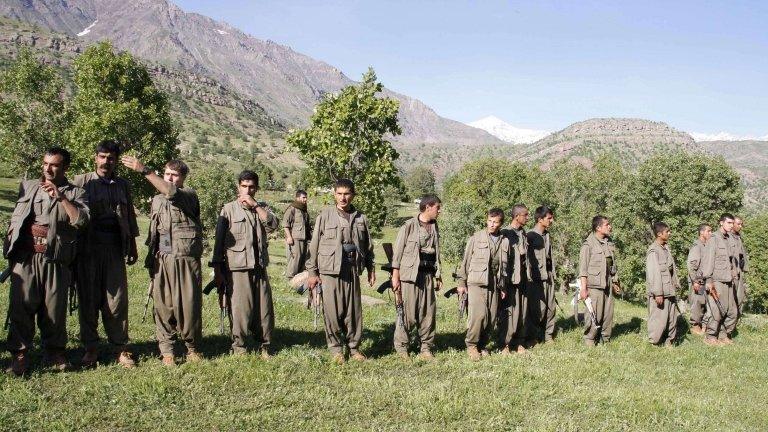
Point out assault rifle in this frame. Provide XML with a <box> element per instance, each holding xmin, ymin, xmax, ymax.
<box><xmin>1</xmin><ymin>267</ymin><xmax>10</xmax><ymax>330</ymax></box>
<box><xmin>443</xmin><ymin>268</ymin><xmax>467</xmax><ymax>330</ymax></box>
<box><xmin>376</xmin><ymin>243</ymin><xmax>405</xmax><ymax>330</ymax></box>
<box><xmin>297</xmin><ymin>281</ymin><xmax>323</xmax><ymax>331</ymax></box>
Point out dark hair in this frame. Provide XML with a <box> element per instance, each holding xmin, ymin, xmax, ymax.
<box><xmin>44</xmin><ymin>147</ymin><xmax>71</xmax><ymax>167</ymax></box>
<box><xmin>591</xmin><ymin>215</ymin><xmax>609</xmax><ymax>232</ymax></box>
<box><xmin>165</xmin><ymin>159</ymin><xmax>189</xmax><ymax>176</ymax></box>
<box><xmin>697</xmin><ymin>223</ymin><xmax>711</xmax><ymax>234</ymax></box>
<box><xmin>534</xmin><ymin>205</ymin><xmax>554</xmax><ymax>222</ymax></box>
<box><xmin>238</xmin><ymin>170</ymin><xmax>259</xmax><ymax>187</ymax></box>
<box><xmin>510</xmin><ymin>204</ymin><xmax>528</xmax><ymax>218</ymax></box>
<box><xmin>719</xmin><ymin>213</ymin><xmax>735</xmax><ymax>223</ymax></box>
<box><xmin>95</xmin><ymin>140</ymin><xmax>121</xmax><ymax>156</ymax></box>
<box><xmin>652</xmin><ymin>221</ymin><xmax>669</xmax><ymax>237</ymax></box>
<box><xmin>333</xmin><ymin>178</ymin><xmax>355</xmax><ymax>193</ymax></box>
<box><xmin>488</xmin><ymin>207</ymin><xmax>505</xmax><ymax>221</ymax></box>
<box><xmin>295</xmin><ymin>189</ymin><xmax>307</xmax><ymax>198</ymax></box>
<box><xmin>419</xmin><ymin>194</ymin><xmax>441</xmax><ymax>212</ymax></box>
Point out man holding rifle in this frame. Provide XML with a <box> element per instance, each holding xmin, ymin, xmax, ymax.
<box><xmin>389</xmin><ymin>194</ymin><xmax>443</xmax><ymax>360</ymax></box>
<box><xmin>210</xmin><ymin>170</ymin><xmax>278</xmax><ymax>358</ymax></box>
<box><xmin>699</xmin><ymin>213</ymin><xmax>739</xmax><ymax>345</ymax></box>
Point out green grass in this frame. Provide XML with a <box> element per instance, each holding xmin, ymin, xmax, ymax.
<box><xmin>1</xmin><ymin>180</ymin><xmax>767</xmax><ymax>431</ymax></box>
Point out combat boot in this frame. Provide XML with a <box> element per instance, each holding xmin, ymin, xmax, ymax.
<box><xmin>499</xmin><ymin>346</ymin><xmax>512</xmax><ymax>356</ymax></box>
<box><xmin>350</xmin><ymin>351</ymin><xmax>367</xmax><ymax>362</ymax></box>
<box><xmin>704</xmin><ymin>337</ymin><xmax>721</xmax><ymax>347</ymax></box>
<box><xmin>418</xmin><ymin>350</ymin><xmax>435</xmax><ymax>361</ymax></box>
<box><xmin>161</xmin><ymin>354</ymin><xmax>176</xmax><ymax>366</ymax></box>
<box><xmin>6</xmin><ymin>350</ymin><xmax>28</xmax><ymax>376</ymax></box>
<box><xmin>117</xmin><ymin>350</ymin><xmax>136</xmax><ymax>369</ymax></box>
<box><xmin>690</xmin><ymin>324</ymin><xmax>704</xmax><ymax>336</ymax></box>
<box><xmin>515</xmin><ymin>344</ymin><xmax>529</xmax><ymax>354</ymax></box>
<box><xmin>81</xmin><ymin>347</ymin><xmax>98</xmax><ymax>368</ymax></box>
<box><xmin>45</xmin><ymin>351</ymin><xmax>71</xmax><ymax>372</ymax></box>
<box><xmin>260</xmin><ymin>348</ymin><xmax>272</xmax><ymax>360</ymax></box>
<box><xmin>186</xmin><ymin>349</ymin><xmax>203</xmax><ymax>362</ymax></box>
<box><xmin>331</xmin><ymin>353</ymin><xmax>346</xmax><ymax>365</ymax></box>
<box><xmin>467</xmin><ymin>346</ymin><xmax>481</xmax><ymax>361</ymax></box>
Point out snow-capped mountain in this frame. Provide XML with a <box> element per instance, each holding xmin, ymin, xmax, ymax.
<box><xmin>690</xmin><ymin>131</ymin><xmax>768</xmax><ymax>142</ymax></box>
<box><xmin>467</xmin><ymin>116</ymin><xmax>550</xmax><ymax>144</ymax></box>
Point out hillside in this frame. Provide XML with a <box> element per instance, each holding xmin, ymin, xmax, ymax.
<box><xmin>700</xmin><ymin>140</ymin><xmax>768</xmax><ymax>210</ymax></box>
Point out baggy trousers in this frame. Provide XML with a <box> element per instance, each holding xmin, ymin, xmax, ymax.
<box><xmin>320</xmin><ymin>266</ymin><xmax>362</xmax><ymax>355</ymax></box>
<box><xmin>527</xmin><ymin>280</ymin><xmax>556</xmax><ymax>342</ymax></box>
<box><xmin>583</xmin><ymin>287</ymin><xmax>614</xmax><ymax>344</ymax></box>
<box><xmin>285</xmin><ymin>240</ymin><xmax>308</xmax><ymax>279</ymax></box>
<box><xmin>497</xmin><ymin>282</ymin><xmax>527</xmax><ymax>347</ymax></box>
<box><xmin>393</xmin><ymin>270</ymin><xmax>436</xmax><ymax>354</ymax></box>
<box><xmin>152</xmin><ymin>253</ymin><xmax>202</xmax><ymax>356</ymax></box>
<box><xmin>465</xmin><ymin>282</ymin><xmax>498</xmax><ymax>350</ymax></box>
<box><xmin>229</xmin><ymin>269</ymin><xmax>274</xmax><ymax>353</ymax></box>
<box><xmin>648</xmin><ymin>296</ymin><xmax>678</xmax><ymax>344</ymax></box>
<box><xmin>703</xmin><ymin>281</ymin><xmax>737</xmax><ymax>340</ymax></box>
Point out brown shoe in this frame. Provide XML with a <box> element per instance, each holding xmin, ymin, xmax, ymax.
<box><xmin>704</xmin><ymin>337</ymin><xmax>721</xmax><ymax>347</ymax></box>
<box><xmin>117</xmin><ymin>351</ymin><xmax>136</xmax><ymax>369</ymax></box>
<box><xmin>418</xmin><ymin>350</ymin><xmax>435</xmax><ymax>361</ymax></box>
<box><xmin>690</xmin><ymin>325</ymin><xmax>704</xmax><ymax>336</ymax></box>
<box><xmin>515</xmin><ymin>345</ymin><xmax>529</xmax><ymax>354</ymax></box>
<box><xmin>331</xmin><ymin>353</ymin><xmax>346</xmax><ymax>365</ymax></box>
<box><xmin>480</xmin><ymin>349</ymin><xmax>490</xmax><ymax>358</ymax></box>
<box><xmin>81</xmin><ymin>347</ymin><xmax>98</xmax><ymax>368</ymax></box>
<box><xmin>260</xmin><ymin>348</ymin><xmax>272</xmax><ymax>360</ymax></box>
<box><xmin>499</xmin><ymin>346</ymin><xmax>512</xmax><ymax>356</ymax></box>
<box><xmin>45</xmin><ymin>351</ymin><xmax>71</xmax><ymax>372</ymax></box>
<box><xmin>467</xmin><ymin>346</ymin><xmax>481</xmax><ymax>361</ymax></box>
<box><xmin>350</xmin><ymin>352</ymin><xmax>367</xmax><ymax>362</ymax></box>
<box><xmin>161</xmin><ymin>354</ymin><xmax>176</xmax><ymax>366</ymax></box>
<box><xmin>6</xmin><ymin>351</ymin><xmax>28</xmax><ymax>376</ymax></box>
<box><xmin>186</xmin><ymin>349</ymin><xmax>203</xmax><ymax>362</ymax></box>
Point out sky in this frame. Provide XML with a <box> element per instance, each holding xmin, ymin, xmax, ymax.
<box><xmin>174</xmin><ymin>0</ymin><xmax>768</xmax><ymax>136</ymax></box>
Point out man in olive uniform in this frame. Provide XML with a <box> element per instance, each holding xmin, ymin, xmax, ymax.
<box><xmin>578</xmin><ymin>215</ymin><xmax>620</xmax><ymax>346</ymax></box>
<box><xmin>699</xmin><ymin>213</ymin><xmax>739</xmax><ymax>345</ymax></box>
<box><xmin>306</xmin><ymin>179</ymin><xmax>375</xmax><ymax>364</ymax></box>
<box><xmin>498</xmin><ymin>204</ymin><xmax>530</xmax><ymax>354</ymax></box>
<box><xmin>527</xmin><ymin>205</ymin><xmax>557</xmax><ymax>343</ymax></box>
<box><xmin>121</xmin><ymin>155</ymin><xmax>203</xmax><ymax>365</ymax></box>
<box><xmin>4</xmin><ymin>147</ymin><xmax>89</xmax><ymax>375</ymax></box>
<box><xmin>211</xmin><ymin>170</ymin><xmax>279</xmax><ymax>357</ymax></box>
<box><xmin>390</xmin><ymin>194</ymin><xmax>443</xmax><ymax>360</ymax></box>
<box><xmin>283</xmin><ymin>189</ymin><xmax>310</xmax><ymax>279</ymax></box>
<box><xmin>687</xmin><ymin>224</ymin><xmax>711</xmax><ymax>335</ymax></box>
<box><xmin>73</xmin><ymin>140</ymin><xmax>139</xmax><ymax>368</ymax></box>
<box><xmin>646</xmin><ymin>222</ymin><xmax>680</xmax><ymax>346</ymax></box>
<box><xmin>456</xmin><ymin>208</ymin><xmax>509</xmax><ymax>361</ymax></box>
<box><xmin>732</xmin><ymin>216</ymin><xmax>749</xmax><ymax>317</ymax></box>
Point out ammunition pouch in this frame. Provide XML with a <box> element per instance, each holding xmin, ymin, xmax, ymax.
<box><xmin>158</xmin><ymin>233</ymin><xmax>173</xmax><ymax>254</ymax></box>
<box><xmin>341</xmin><ymin>243</ymin><xmax>358</xmax><ymax>263</ymax></box>
<box><xmin>30</xmin><ymin>224</ymin><xmax>49</xmax><ymax>253</ymax></box>
<box><xmin>418</xmin><ymin>252</ymin><xmax>437</xmax><ymax>273</ymax></box>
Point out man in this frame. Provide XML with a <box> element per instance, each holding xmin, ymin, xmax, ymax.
<box><xmin>498</xmin><ymin>204</ymin><xmax>530</xmax><ymax>354</ymax></box>
<box><xmin>732</xmin><ymin>216</ymin><xmax>749</xmax><ymax>317</ymax></box>
<box><xmin>646</xmin><ymin>222</ymin><xmax>680</xmax><ymax>347</ymax></box>
<box><xmin>73</xmin><ymin>140</ymin><xmax>139</xmax><ymax>368</ymax></box>
<box><xmin>526</xmin><ymin>205</ymin><xmax>557</xmax><ymax>343</ymax></box>
<box><xmin>699</xmin><ymin>213</ymin><xmax>739</xmax><ymax>345</ymax></box>
<box><xmin>305</xmin><ymin>179</ymin><xmax>375</xmax><ymax>364</ymax></box>
<box><xmin>211</xmin><ymin>170</ymin><xmax>278</xmax><ymax>358</ymax></box>
<box><xmin>4</xmin><ymin>147</ymin><xmax>89</xmax><ymax>375</ymax></box>
<box><xmin>390</xmin><ymin>194</ymin><xmax>443</xmax><ymax>360</ymax></box>
<box><xmin>456</xmin><ymin>208</ymin><xmax>509</xmax><ymax>361</ymax></box>
<box><xmin>578</xmin><ymin>215</ymin><xmax>620</xmax><ymax>346</ymax></box>
<box><xmin>687</xmin><ymin>224</ymin><xmax>711</xmax><ymax>335</ymax></box>
<box><xmin>283</xmin><ymin>189</ymin><xmax>311</xmax><ymax>279</ymax></box>
<box><xmin>121</xmin><ymin>155</ymin><xmax>203</xmax><ymax>365</ymax></box>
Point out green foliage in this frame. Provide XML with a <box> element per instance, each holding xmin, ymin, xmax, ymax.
<box><xmin>404</xmin><ymin>165</ymin><xmax>436</xmax><ymax>199</ymax></box>
<box><xmin>743</xmin><ymin>213</ymin><xmax>768</xmax><ymax>313</ymax></box>
<box><xmin>0</xmin><ymin>48</ymin><xmax>71</xmax><ymax>179</ymax></box>
<box><xmin>286</xmin><ymin>68</ymin><xmax>401</xmax><ymax>231</ymax></box>
<box><xmin>186</xmin><ymin>162</ymin><xmax>237</xmax><ymax>238</ymax></box>
<box><xmin>68</xmin><ymin>41</ymin><xmax>179</xmax><ymax>211</ymax></box>
<box><xmin>439</xmin><ymin>200</ymin><xmax>479</xmax><ymax>264</ymax></box>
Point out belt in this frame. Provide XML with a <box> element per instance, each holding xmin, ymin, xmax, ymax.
<box><xmin>30</xmin><ymin>224</ymin><xmax>48</xmax><ymax>253</ymax></box>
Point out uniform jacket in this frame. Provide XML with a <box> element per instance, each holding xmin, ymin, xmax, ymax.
<box><xmin>211</xmin><ymin>200</ymin><xmax>278</xmax><ymax>271</ymax></box>
<box><xmin>145</xmin><ymin>184</ymin><xmax>203</xmax><ymax>269</ymax></box>
<box><xmin>3</xmin><ymin>179</ymin><xmax>89</xmax><ymax>265</ymax></box>
<box><xmin>457</xmin><ymin>229</ymin><xmax>509</xmax><ymax>288</ymax></box>
<box><xmin>527</xmin><ymin>226</ymin><xmax>555</xmax><ymax>283</ymax></box>
<box><xmin>686</xmin><ymin>239</ymin><xmax>707</xmax><ymax>284</ymax></box>
<box><xmin>700</xmin><ymin>230</ymin><xmax>735</xmax><ymax>284</ymax></box>
<box><xmin>646</xmin><ymin>242</ymin><xmax>680</xmax><ymax>297</ymax></box>
<box><xmin>578</xmin><ymin>233</ymin><xmax>618</xmax><ymax>290</ymax></box>
<box><xmin>504</xmin><ymin>225</ymin><xmax>530</xmax><ymax>284</ymax></box>
<box><xmin>282</xmin><ymin>204</ymin><xmax>311</xmax><ymax>241</ymax></box>
<box><xmin>390</xmin><ymin>216</ymin><xmax>441</xmax><ymax>283</ymax></box>
<box><xmin>306</xmin><ymin>206</ymin><xmax>374</xmax><ymax>277</ymax></box>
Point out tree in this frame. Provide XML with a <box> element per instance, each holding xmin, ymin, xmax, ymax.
<box><xmin>404</xmin><ymin>165</ymin><xmax>436</xmax><ymax>199</ymax></box>
<box><xmin>743</xmin><ymin>212</ymin><xmax>768</xmax><ymax>313</ymax></box>
<box><xmin>0</xmin><ymin>48</ymin><xmax>71</xmax><ymax>179</ymax></box>
<box><xmin>67</xmin><ymin>41</ymin><xmax>179</xmax><ymax>210</ymax></box>
<box><xmin>186</xmin><ymin>162</ymin><xmax>237</xmax><ymax>241</ymax></box>
<box><xmin>286</xmin><ymin>68</ymin><xmax>401</xmax><ymax>231</ymax></box>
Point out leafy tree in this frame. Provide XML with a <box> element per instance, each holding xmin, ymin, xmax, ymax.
<box><xmin>439</xmin><ymin>200</ymin><xmax>480</xmax><ymax>264</ymax></box>
<box><xmin>67</xmin><ymin>41</ymin><xmax>179</xmax><ymax>210</ymax></box>
<box><xmin>186</xmin><ymin>162</ymin><xmax>237</xmax><ymax>240</ymax></box>
<box><xmin>0</xmin><ymin>48</ymin><xmax>71</xmax><ymax>179</ymax></box>
<box><xmin>743</xmin><ymin>212</ymin><xmax>768</xmax><ymax>313</ymax></box>
<box><xmin>286</xmin><ymin>68</ymin><xmax>401</xmax><ymax>231</ymax></box>
<box><xmin>404</xmin><ymin>165</ymin><xmax>436</xmax><ymax>199</ymax></box>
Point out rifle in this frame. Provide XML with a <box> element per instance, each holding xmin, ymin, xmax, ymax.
<box><xmin>571</xmin><ymin>282</ymin><xmax>600</xmax><ymax>329</ymax></box>
<box><xmin>380</xmin><ymin>242</ymin><xmax>405</xmax><ymax>330</ymax></box>
<box><xmin>443</xmin><ymin>286</ymin><xmax>468</xmax><ymax>330</ymax></box>
<box><xmin>141</xmin><ymin>280</ymin><xmax>154</xmax><ymax>323</ymax></box>
<box><xmin>1</xmin><ymin>267</ymin><xmax>10</xmax><ymax>330</ymax></box>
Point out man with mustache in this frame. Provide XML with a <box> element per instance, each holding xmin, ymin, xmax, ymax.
<box><xmin>73</xmin><ymin>140</ymin><xmax>139</xmax><ymax>368</ymax></box>
<box><xmin>283</xmin><ymin>189</ymin><xmax>311</xmax><ymax>279</ymax></box>
<box><xmin>4</xmin><ymin>147</ymin><xmax>90</xmax><ymax>375</ymax></box>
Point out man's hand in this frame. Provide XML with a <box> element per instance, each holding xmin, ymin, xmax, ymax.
<box><xmin>40</xmin><ymin>179</ymin><xmax>62</xmax><ymax>201</ymax></box>
<box><xmin>612</xmin><ymin>282</ymin><xmax>622</xmax><ymax>295</ymax></box>
<box><xmin>120</xmin><ymin>155</ymin><xmax>146</xmax><ymax>173</ymax></box>
<box><xmin>579</xmin><ymin>286</ymin><xmax>588</xmax><ymax>301</ymax></box>
<box><xmin>127</xmin><ymin>239</ymin><xmax>139</xmax><ymax>265</ymax></box>
<box><xmin>307</xmin><ymin>275</ymin><xmax>320</xmax><ymax>290</ymax></box>
<box><xmin>368</xmin><ymin>271</ymin><xmax>376</xmax><ymax>288</ymax></box>
<box><xmin>238</xmin><ymin>194</ymin><xmax>258</xmax><ymax>209</ymax></box>
<box><xmin>391</xmin><ymin>270</ymin><xmax>401</xmax><ymax>293</ymax></box>
<box><xmin>435</xmin><ymin>277</ymin><xmax>443</xmax><ymax>292</ymax></box>
<box><xmin>285</xmin><ymin>235</ymin><xmax>294</xmax><ymax>246</ymax></box>
<box><xmin>709</xmin><ymin>284</ymin><xmax>720</xmax><ymax>301</ymax></box>
<box><xmin>457</xmin><ymin>285</ymin><xmax>467</xmax><ymax>296</ymax></box>
<box><xmin>500</xmin><ymin>288</ymin><xmax>507</xmax><ymax>300</ymax></box>
<box><xmin>693</xmin><ymin>281</ymin><xmax>702</xmax><ymax>295</ymax></box>
<box><xmin>655</xmin><ymin>295</ymin><xmax>664</xmax><ymax>307</ymax></box>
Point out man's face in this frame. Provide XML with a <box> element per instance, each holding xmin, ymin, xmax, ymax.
<box><xmin>659</xmin><ymin>228</ymin><xmax>671</xmax><ymax>243</ymax></box>
<box><xmin>164</xmin><ymin>167</ymin><xmax>185</xmax><ymax>188</ymax></box>
<box><xmin>95</xmin><ymin>151</ymin><xmax>117</xmax><ymax>177</ymax></box>
<box><xmin>423</xmin><ymin>203</ymin><xmax>441</xmax><ymax>221</ymax></box>
<box><xmin>297</xmin><ymin>194</ymin><xmax>308</xmax><ymax>205</ymax></box>
<box><xmin>487</xmin><ymin>215</ymin><xmax>503</xmax><ymax>234</ymax></box>
<box><xmin>720</xmin><ymin>218</ymin><xmax>734</xmax><ymax>233</ymax></box>
<box><xmin>334</xmin><ymin>187</ymin><xmax>354</xmax><ymax>209</ymax></box>
<box><xmin>515</xmin><ymin>209</ymin><xmax>530</xmax><ymax>225</ymax></box>
<box><xmin>539</xmin><ymin>213</ymin><xmax>554</xmax><ymax>229</ymax></box>
<box><xmin>238</xmin><ymin>179</ymin><xmax>257</xmax><ymax>197</ymax></box>
<box><xmin>733</xmin><ymin>218</ymin><xmax>743</xmax><ymax>234</ymax></box>
<box><xmin>42</xmin><ymin>154</ymin><xmax>67</xmax><ymax>183</ymax></box>
<box><xmin>597</xmin><ymin>220</ymin><xmax>612</xmax><ymax>236</ymax></box>
<box><xmin>701</xmin><ymin>226</ymin><xmax>712</xmax><ymax>242</ymax></box>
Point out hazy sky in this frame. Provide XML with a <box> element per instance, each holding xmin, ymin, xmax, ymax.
<box><xmin>175</xmin><ymin>0</ymin><xmax>767</xmax><ymax>136</ymax></box>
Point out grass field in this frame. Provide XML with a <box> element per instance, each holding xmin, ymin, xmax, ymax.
<box><xmin>0</xmin><ymin>178</ymin><xmax>767</xmax><ymax>431</ymax></box>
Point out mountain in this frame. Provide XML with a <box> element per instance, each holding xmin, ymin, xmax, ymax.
<box><xmin>518</xmin><ymin>118</ymin><xmax>700</xmax><ymax>168</ymax></box>
<box><xmin>691</xmin><ymin>132</ymin><xmax>768</xmax><ymax>142</ymax></box>
<box><xmin>467</xmin><ymin>116</ymin><xmax>549</xmax><ymax>144</ymax></box>
<box><xmin>699</xmin><ymin>140</ymin><xmax>768</xmax><ymax>210</ymax></box>
<box><xmin>0</xmin><ymin>0</ymin><xmax>504</xmax><ymax>148</ymax></box>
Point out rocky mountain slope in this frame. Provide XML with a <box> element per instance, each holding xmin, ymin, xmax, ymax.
<box><xmin>699</xmin><ymin>140</ymin><xmax>768</xmax><ymax>210</ymax></box>
<box><xmin>468</xmin><ymin>116</ymin><xmax>549</xmax><ymax>144</ymax></box>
